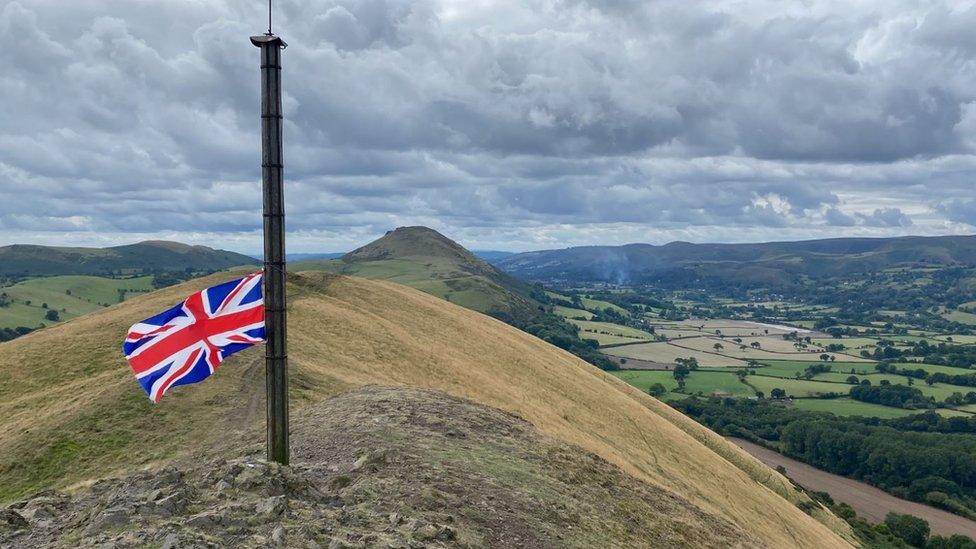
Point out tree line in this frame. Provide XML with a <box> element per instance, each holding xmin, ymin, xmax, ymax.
<box><xmin>673</xmin><ymin>397</ymin><xmax>976</xmax><ymax>519</ymax></box>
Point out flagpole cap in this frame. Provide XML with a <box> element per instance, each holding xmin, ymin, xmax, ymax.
<box><xmin>251</xmin><ymin>34</ymin><xmax>287</xmax><ymax>49</ymax></box>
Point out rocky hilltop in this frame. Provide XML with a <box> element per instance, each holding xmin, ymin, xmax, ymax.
<box><xmin>2</xmin><ymin>386</ymin><xmax>756</xmax><ymax>548</ymax></box>
<box><xmin>0</xmin><ymin>272</ymin><xmax>854</xmax><ymax>547</ymax></box>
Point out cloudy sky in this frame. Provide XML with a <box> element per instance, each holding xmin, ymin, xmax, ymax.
<box><xmin>2</xmin><ymin>0</ymin><xmax>976</xmax><ymax>253</ymax></box>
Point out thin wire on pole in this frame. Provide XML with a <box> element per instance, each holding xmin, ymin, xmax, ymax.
<box><xmin>267</xmin><ymin>0</ymin><xmax>272</xmax><ymax>35</ymax></box>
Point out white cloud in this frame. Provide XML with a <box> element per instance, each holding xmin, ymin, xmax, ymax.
<box><xmin>1</xmin><ymin>0</ymin><xmax>975</xmax><ymax>252</ymax></box>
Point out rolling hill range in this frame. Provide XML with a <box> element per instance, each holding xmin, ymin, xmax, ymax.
<box><xmin>0</xmin><ymin>271</ymin><xmax>854</xmax><ymax>547</ymax></box>
<box><xmin>294</xmin><ymin>226</ymin><xmax>541</xmax><ymax>322</ymax></box>
<box><xmin>496</xmin><ymin>234</ymin><xmax>976</xmax><ymax>287</ymax></box>
<box><xmin>0</xmin><ymin>241</ymin><xmax>257</xmax><ymax>278</ymax></box>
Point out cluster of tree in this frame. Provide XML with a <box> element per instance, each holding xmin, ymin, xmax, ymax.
<box><xmin>802</xmin><ymin>363</ymin><xmax>832</xmax><ymax>378</ymax></box>
<box><xmin>0</xmin><ymin>326</ymin><xmax>35</xmax><ymax>342</ymax></box>
<box><xmin>849</xmin><ymin>384</ymin><xmax>933</xmax><ymax>409</ymax></box>
<box><xmin>150</xmin><ymin>268</ymin><xmax>216</xmax><ymax>290</ymax></box>
<box><xmin>509</xmin><ymin>312</ymin><xmax>618</xmax><ymax>371</ymax></box>
<box><xmin>0</xmin><ymin>292</ymin><xmax>10</xmax><ymax>308</ymax></box>
<box><xmin>886</xmin><ymin>411</ymin><xmax>976</xmax><ymax>435</ymax></box>
<box><xmin>877</xmin><ymin>362</ymin><xmax>976</xmax><ymax>391</ymax></box>
<box><xmin>909</xmin><ymin>341</ymin><xmax>976</xmax><ymax>369</ymax></box>
<box><xmin>673</xmin><ymin>397</ymin><xmax>976</xmax><ymax>519</ymax></box>
<box><xmin>859</xmin><ymin>340</ymin><xmax>976</xmax><ymax>369</ymax></box>
<box><xmin>810</xmin><ymin>489</ymin><xmax>974</xmax><ymax>549</ymax></box>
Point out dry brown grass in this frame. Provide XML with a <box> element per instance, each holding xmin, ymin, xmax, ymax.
<box><xmin>0</xmin><ymin>271</ymin><xmax>854</xmax><ymax>547</ymax></box>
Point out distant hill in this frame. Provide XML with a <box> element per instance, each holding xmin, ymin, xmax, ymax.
<box><xmin>285</xmin><ymin>252</ymin><xmax>344</xmax><ymax>261</ymax></box>
<box><xmin>497</xmin><ymin>235</ymin><xmax>976</xmax><ymax>288</ymax></box>
<box><xmin>295</xmin><ymin>226</ymin><xmax>540</xmax><ymax>322</ymax></box>
<box><xmin>0</xmin><ymin>241</ymin><xmax>257</xmax><ymax>278</ymax></box>
<box><xmin>0</xmin><ymin>272</ymin><xmax>854</xmax><ymax>547</ymax></box>
<box><xmin>473</xmin><ymin>250</ymin><xmax>515</xmax><ymax>262</ymax></box>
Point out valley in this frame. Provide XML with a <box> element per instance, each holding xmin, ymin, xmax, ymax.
<box><xmin>5</xmin><ymin>228</ymin><xmax>976</xmax><ymax>547</ymax></box>
<box><xmin>514</xmin><ymin>244</ymin><xmax>976</xmax><ymax>540</ymax></box>
<box><xmin>0</xmin><ymin>271</ymin><xmax>853</xmax><ymax>547</ymax></box>
<box><xmin>730</xmin><ymin>437</ymin><xmax>976</xmax><ymax>539</ymax></box>
<box><xmin>0</xmin><ymin>241</ymin><xmax>257</xmax><ymax>341</ymax></box>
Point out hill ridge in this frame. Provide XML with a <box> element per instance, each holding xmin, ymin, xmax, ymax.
<box><xmin>298</xmin><ymin>227</ymin><xmax>540</xmax><ymax>322</ymax></box>
<box><xmin>497</xmin><ymin>234</ymin><xmax>976</xmax><ymax>286</ymax></box>
<box><xmin>0</xmin><ymin>271</ymin><xmax>853</xmax><ymax>547</ymax></box>
<box><xmin>0</xmin><ymin>241</ymin><xmax>257</xmax><ymax>278</ymax></box>
<box><xmin>1</xmin><ymin>386</ymin><xmax>768</xmax><ymax>547</ymax></box>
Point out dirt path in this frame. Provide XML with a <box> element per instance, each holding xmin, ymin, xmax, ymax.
<box><xmin>728</xmin><ymin>438</ymin><xmax>976</xmax><ymax>538</ymax></box>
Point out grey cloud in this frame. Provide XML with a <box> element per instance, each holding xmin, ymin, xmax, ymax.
<box><xmin>940</xmin><ymin>198</ymin><xmax>976</xmax><ymax>225</ymax></box>
<box><xmin>824</xmin><ymin>208</ymin><xmax>857</xmax><ymax>227</ymax></box>
<box><xmin>1</xmin><ymin>0</ymin><xmax>975</xmax><ymax>252</ymax></box>
<box><xmin>857</xmin><ymin>208</ymin><xmax>914</xmax><ymax>228</ymax></box>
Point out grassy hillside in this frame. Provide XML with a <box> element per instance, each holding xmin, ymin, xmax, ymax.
<box><xmin>0</xmin><ymin>241</ymin><xmax>256</xmax><ymax>278</ymax></box>
<box><xmin>498</xmin><ymin>234</ymin><xmax>976</xmax><ymax>287</ymax></box>
<box><xmin>0</xmin><ymin>272</ymin><xmax>853</xmax><ymax>547</ymax></box>
<box><xmin>295</xmin><ymin>226</ymin><xmax>540</xmax><ymax>322</ymax></box>
<box><xmin>0</xmin><ymin>275</ymin><xmax>154</xmax><ymax>330</ymax></box>
<box><xmin>3</xmin><ymin>386</ymin><xmax>773</xmax><ymax>548</ymax></box>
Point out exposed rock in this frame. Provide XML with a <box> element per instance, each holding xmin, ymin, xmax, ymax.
<box><xmin>0</xmin><ymin>509</ymin><xmax>28</xmax><ymax>531</ymax></box>
<box><xmin>82</xmin><ymin>506</ymin><xmax>130</xmax><ymax>537</ymax></box>
<box><xmin>255</xmin><ymin>495</ymin><xmax>287</xmax><ymax>518</ymax></box>
<box><xmin>271</xmin><ymin>525</ymin><xmax>286</xmax><ymax>546</ymax></box>
<box><xmin>388</xmin><ymin>512</ymin><xmax>402</xmax><ymax>528</ymax></box>
<box><xmin>184</xmin><ymin>511</ymin><xmax>218</xmax><ymax>530</ymax></box>
<box><xmin>411</xmin><ymin>524</ymin><xmax>440</xmax><ymax>541</ymax></box>
<box><xmin>436</xmin><ymin>526</ymin><xmax>457</xmax><ymax>541</ymax></box>
<box><xmin>0</xmin><ymin>386</ymin><xmax>764</xmax><ymax>548</ymax></box>
<box><xmin>152</xmin><ymin>492</ymin><xmax>188</xmax><ymax>517</ymax></box>
<box><xmin>160</xmin><ymin>532</ymin><xmax>180</xmax><ymax>549</ymax></box>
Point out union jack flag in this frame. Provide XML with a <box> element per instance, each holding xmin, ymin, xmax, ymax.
<box><xmin>123</xmin><ymin>272</ymin><xmax>266</xmax><ymax>403</ymax></box>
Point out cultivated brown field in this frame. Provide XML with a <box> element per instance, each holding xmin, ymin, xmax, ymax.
<box><xmin>730</xmin><ymin>438</ymin><xmax>976</xmax><ymax>538</ymax></box>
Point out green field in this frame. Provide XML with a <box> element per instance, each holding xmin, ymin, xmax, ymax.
<box><xmin>656</xmin><ymin>328</ymin><xmax>712</xmax><ymax>339</ymax></box>
<box><xmin>942</xmin><ymin>309</ymin><xmax>976</xmax><ymax>326</ymax></box>
<box><xmin>885</xmin><ymin>362</ymin><xmax>976</xmax><ymax>376</ymax></box>
<box><xmin>747</xmin><ymin>376</ymin><xmax>847</xmax><ymax>398</ymax></box>
<box><xmin>553</xmin><ymin>305</ymin><xmax>594</xmax><ymax>320</ymax></box>
<box><xmin>672</xmin><ymin>336</ymin><xmax>870</xmax><ymax>363</ymax></box>
<box><xmin>610</xmin><ymin>370</ymin><xmax>753</xmax><ymax>400</ymax></box>
<box><xmin>934</xmin><ymin>335</ymin><xmax>976</xmax><ymax>344</ymax></box>
<box><xmin>791</xmin><ymin>398</ymin><xmax>921</xmax><ymax>419</ymax></box>
<box><xmin>587</xmin><ymin>334</ymin><xmax>655</xmax><ymax>346</ymax></box>
<box><xmin>297</xmin><ymin>257</ymin><xmax>531</xmax><ymax>318</ymax></box>
<box><xmin>0</xmin><ymin>275</ymin><xmax>154</xmax><ymax>329</ymax></box>
<box><xmin>606</xmin><ymin>341</ymin><xmax>748</xmax><ymax>367</ymax></box>
<box><xmin>579</xmin><ymin>296</ymin><xmax>629</xmax><ymax>316</ymax></box>
<box><xmin>756</xmin><ymin>360</ymin><xmax>876</xmax><ymax>377</ymax></box>
<box><xmin>570</xmin><ymin>320</ymin><xmax>653</xmax><ymax>341</ymax></box>
<box><xmin>811</xmin><ymin>337</ymin><xmax>879</xmax><ymax>349</ymax></box>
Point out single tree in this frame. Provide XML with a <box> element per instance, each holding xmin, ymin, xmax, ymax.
<box><xmin>647</xmin><ymin>383</ymin><xmax>667</xmax><ymax>397</ymax></box>
<box><xmin>884</xmin><ymin>513</ymin><xmax>930</xmax><ymax>547</ymax></box>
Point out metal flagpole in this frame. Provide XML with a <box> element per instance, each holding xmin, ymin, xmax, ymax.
<box><xmin>251</xmin><ymin>17</ymin><xmax>289</xmax><ymax>464</ymax></box>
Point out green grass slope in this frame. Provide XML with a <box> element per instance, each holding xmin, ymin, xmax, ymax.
<box><xmin>0</xmin><ymin>272</ymin><xmax>853</xmax><ymax>547</ymax></box>
<box><xmin>0</xmin><ymin>241</ymin><xmax>256</xmax><ymax>278</ymax></box>
<box><xmin>0</xmin><ymin>275</ymin><xmax>154</xmax><ymax>329</ymax></box>
<box><xmin>498</xmin><ymin>234</ymin><xmax>976</xmax><ymax>286</ymax></box>
<box><xmin>295</xmin><ymin>227</ymin><xmax>540</xmax><ymax>322</ymax></box>
<box><xmin>2</xmin><ymin>386</ymin><xmax>771</xmax><ymax>548</ymax></box>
